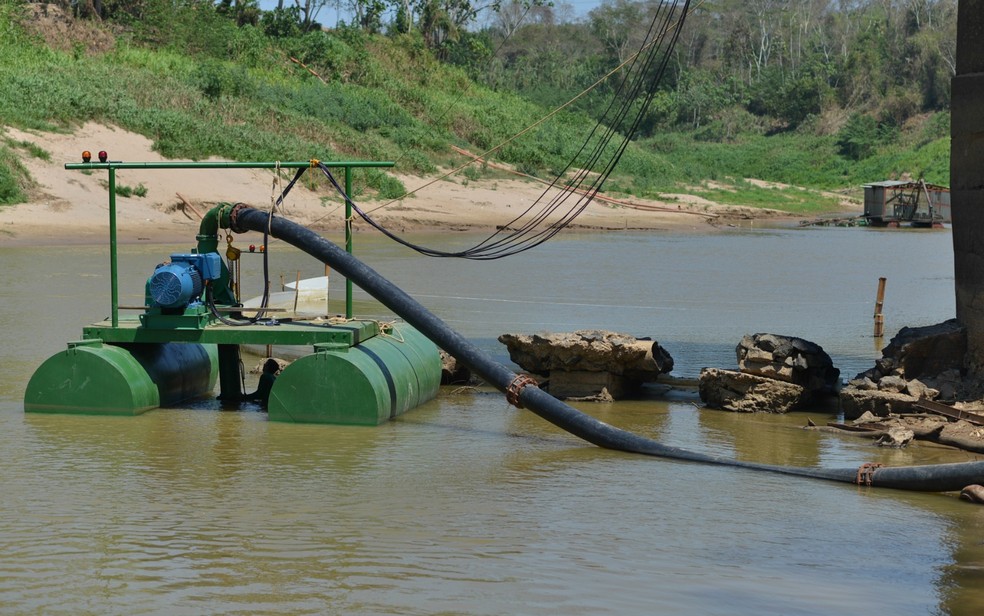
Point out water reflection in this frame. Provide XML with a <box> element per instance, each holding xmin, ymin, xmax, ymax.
<box><xmin>939</xmin><ymin>508</ymin><xmax>984</xmax><ymax>616</ymax></box>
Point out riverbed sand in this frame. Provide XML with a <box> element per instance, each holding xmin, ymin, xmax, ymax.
<box><xmin>1</xmin><ymin>122</ymin><xmax>812</xmax><ymax>246</ymax></box>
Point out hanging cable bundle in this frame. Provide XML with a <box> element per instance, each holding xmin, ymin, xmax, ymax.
<box><xmin>322</xmin><ymin>0</ymin><xmax>691</xmax><ymax>260</ymax></box>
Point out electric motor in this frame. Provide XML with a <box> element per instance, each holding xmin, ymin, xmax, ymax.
<box><xmin>148</xmin><ymin>253</ymin><xmax>222</xmax><ymax>309</ymax></box>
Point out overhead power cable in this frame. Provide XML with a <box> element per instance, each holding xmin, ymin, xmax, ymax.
<box><xmin>329</xmin><ymin>0</ymin><xmax>692</xmax><ymax>260</ymax></box>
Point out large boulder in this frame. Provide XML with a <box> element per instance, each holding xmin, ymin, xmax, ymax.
<box><xmin>439</xmin><ymin>350</ymin><xmax>474</xmax><ymax>385</ymax></box>
<box><xmin>839</xmin><ymin>388</ymin><xmax>918</xmax><ymax>419</ymax></box>
<box><xmin>698</xmin><ymin>368</ymin><xmax>807</xmax><ymax>413</ymax></box>
<box><xmin>698</xmin><ymin>333</ymin><xmax>839</xmax><ymax>413</ymax></box>
<box><xmin>840</xmin><ymin>319</ymin><xmax>968</xmax><ymax>418</ymax></box>
<box><xmin>736</xmin><ymin>333</ymin><xmax>840</xmax><ymax>395</ymax></box>
<box><xmin>879</xmin><ymin>319</ymin><xmax>966</xmax><ymax>380</ymax></box>
<box><xmin>498</xmin><ymin>330</ymin><xmax>673</xmax><ymax>399</ymax></box>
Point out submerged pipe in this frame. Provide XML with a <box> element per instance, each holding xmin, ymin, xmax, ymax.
<box><xmin>231</xmin><ymin>206</ymin><xmax>984</xmax><ymax>492</ymax></box>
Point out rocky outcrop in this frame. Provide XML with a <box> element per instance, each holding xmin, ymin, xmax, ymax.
<box><xmin>698</xmin><ymin>368</ymin><xmax>806</xmax><ymax>413</ymax></box>
<box><xmin>839</xmin><ymin>320</ymin><xmax>968</xmax><ymax>419</ymax></box>
<box><xmin>440</xmin><ymin>349</ymin><xmax>474</xmax><ymax>385</ymax></box>
<box><xmin>737</xmin><ymin>333</ymin><xmax>839</xmax><ymax>394</ymax></box>
<box><xmin>880</xmin><ymin>319</ymin><xmax>966</xmax><ymax>380</ymax></box>
<box><xmin>497</xmin><ymin>330</ymin><xmax>673</xmax><ymax>399</ymax></box>
<box><xmin>839</xmin><ymin>387</ymin><xmax>921</xmax><ymax>419</ymax></box>
<box><xmin>699</xmin><ymin>333</ymin><xmax>838</xmax><ymax>413</ymax></box>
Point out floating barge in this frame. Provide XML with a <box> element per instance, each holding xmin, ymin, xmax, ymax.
<box><xmin>24</xmin><ymin>160</ymin><xmax>441</xmax><ymax>425</ymax></box>
<box><xmin>863</xmin><ymin>180</ymin><xmax>950</xmax><ymax>227</ymax></box>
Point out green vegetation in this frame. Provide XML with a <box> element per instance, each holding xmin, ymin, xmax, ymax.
<box><xmin>0</xmin><ymin>0</ymin><xmax>956</xmax><ymax>216</ymax></box>
<box><xmin>0</xmin><ymin>136</ymin><xmax>44</xmax><ymax>205</ymax></box>
<box><xmin>110</xmin><ymin>183</ymin><xmax>149</xmax><ymax>198</ymax></box>
<box><xmin>7</xmin><ymin>139</ymin><xmax>51</xmax><ymax>161</ymax></box>
<box><xmin>0</xmin><ymin>146</ymin><xmax>29</xmax><ymax>205</ymax></box>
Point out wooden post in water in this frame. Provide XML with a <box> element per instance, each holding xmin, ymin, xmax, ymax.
<box><xmin>874</xmin><ymin>277</ymin><xmax>887</xmax><ymax>337</ymax></box>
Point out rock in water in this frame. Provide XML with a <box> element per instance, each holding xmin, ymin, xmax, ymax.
<box><xmin>840</xmin><ymin>319</ymin><xmax>968</xmax><ymax>419</ymax></box>
<box><xmin>698</xmin><ymin>368</ymin><xmax>807</xmax><ymax>413</ymax></box>
<box><xmin>736</xmin><ymin>333</ymin><xmax>839</xmax><ymax>395</ymax></box>
<box><xmin>497</xmin><ymin>330</ymin><xmax>673</xmax><ymax>399</ymax></box>
<box><xmin>880</xmin><ymin>319</ymin><xmax>966</xmax><ymax>380</ymax></box>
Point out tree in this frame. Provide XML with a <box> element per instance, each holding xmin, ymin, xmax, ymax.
<box><xmin>288</xmin><ymin>0</ymin><xmax>333</xmax><ymax>30</ymax></box>
<box><xmin>216</xmin><ymin>0</ymin><xmax>261</xmax><ymax>26</ymax></box>
<box><xmin>409</xmin><ymin>0</ymin><xmax>548</xmax><ymax>49</ymax></box>
<box><xmin>588</xmin><ymin>0</ymin><xmax>647</xmax><ymax>64</ymax></box>
<box><xmin>348</xmin><ymin>0</ymin><xmax>387</xmax><ymax>31</ymax></box>
<box><xmin>675</xmin><ymin>68</ymin><xmax>735</xmax><ymax>129</ymax></box>
<box><xmin>492</xmin><ymin>0</ymin><xmax>555</xmax><ymax>39</ymax></box>
<box><xmin>836</xmin><ymin>112</ymin><xmax>885</xmax><ymax>160</ymax></box>
<box><xmin>416</xmin><ymin>0</ymin><xmax>458</xmax><ymax>48</ymax></box>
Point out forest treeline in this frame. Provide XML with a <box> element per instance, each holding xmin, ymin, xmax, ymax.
<box><xmin>0</xmin><ymin>0</ymin><xmax>956</xmax><ymax>211</ymax></box>
<box><xmin>482</xmin><ymin>0</ymin><xmax>955</xmax><ymax>140</ymax></box>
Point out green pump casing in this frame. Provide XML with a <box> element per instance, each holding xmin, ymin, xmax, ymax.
<box><xmin>268</xmin><ymin>323</ymin><xmax>441</xmax><ymax>425</ymax></box>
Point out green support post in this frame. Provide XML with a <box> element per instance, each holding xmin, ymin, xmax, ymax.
<box><xmin>345</xmin><ymin>165</ymin><xmax>354</xmax><ymax>319</ymax></box>
<box><xmin>108</xmin><ymin>166</ymin><xmax>119</xmax><ymax>327</ymax></box>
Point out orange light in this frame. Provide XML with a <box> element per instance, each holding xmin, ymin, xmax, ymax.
<box><xmin>82</xmin><ymin>151</ymin><xmax>91</xmax><ymax>163</ymax></box>
<box><xmin>259</xmin><ymin>245</ymin><xmax>265</xmax><ymax>253</ymax></box>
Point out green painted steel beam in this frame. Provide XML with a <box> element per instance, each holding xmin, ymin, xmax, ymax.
<box><xmin>64</xmin><ymin>159</ymin><xmax>393</xmax><ymax>336</ymax></box>
<box><xmin>82</xmin><ymin>318</ymin><xmax>381</xmax><ymax>346</ymax></box>
<box><xmin>108</xmin><ymin>167</ymin><xmax>118</xmax><ymax>327</ymax></box>
<box><xmin>345</xmin><ymin>166</ymin><xmax>354</xmax><ymax>319</ymax></box>
<box><xmin>64</xmin><ymin>161</ymin><xmax>394</xmax><ymax>170</ymax></box>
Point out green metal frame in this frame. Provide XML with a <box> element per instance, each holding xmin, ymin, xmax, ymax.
<box><xmin>33</xmin><ymin>158</ymin><xmax>443</xmax><ymax>423</ymax></box>
<box><xmin>64</xmin><ymin>160</ymin><xmax>394</xmax><ymax>324</ymax></box>
<box><xmin>82</xmin><ymin>317</ymin><xmax>381</xmax><ymax>348</ymax></box>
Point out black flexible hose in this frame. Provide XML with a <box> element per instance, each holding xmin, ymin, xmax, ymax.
<box><xmin>232</xmin><ymin>207</ymin><xmax>984</xmax><ymax>492</ymax></box>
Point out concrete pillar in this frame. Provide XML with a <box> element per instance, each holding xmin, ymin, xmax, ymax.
<box><xmin>951</xmin><ymin>1</ymin><xmax>984</xmax><ymax>374</ymax></box>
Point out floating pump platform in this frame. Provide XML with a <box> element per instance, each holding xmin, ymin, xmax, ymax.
<box><xmin>25</xmin><ymin>318</ymin><xmax>440</xmax><ymax>425</ymax></box>
<box><xmin>25</xmin><ymin>159</ymin><xmax>440</xmax><ymax>424</ymax></box>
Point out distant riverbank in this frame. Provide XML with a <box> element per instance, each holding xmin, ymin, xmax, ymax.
<box><xmin>0</xmin><ymin>123</ymin><xmax>846</xmax><ymax>246</ymax></box>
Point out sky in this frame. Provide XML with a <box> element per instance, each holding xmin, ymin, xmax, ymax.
<box><xmin>255</xmin><ymin>0</ymin><xmax>605</xmax><ymax>29</ymax></box>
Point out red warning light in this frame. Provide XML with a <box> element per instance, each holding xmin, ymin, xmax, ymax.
<box><xmin>98</xmin><ymin>151</ymin><xmax>108</xmax><ymax>163</ymax></box>
<box><xmin>248</xmin><ymin>244</ymin><xmax>256</xmax><ymax>252</ymax></box>
<box><xmin>82</xmin><ymin>150</ymin><xmax>91</xmax><ymax>163</ymax></box>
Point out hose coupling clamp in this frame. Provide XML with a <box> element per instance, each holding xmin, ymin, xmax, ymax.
<box><xmin>855</xmin><ymin>462</ymin><xmax>883</xmax><ymax>486</ymax></box>
<box><xmin>506</xmin><ymin>374</ymin><xmax>539</xmax><ymax>409</ymax></box>
<box><xmin>228</xmin><ymin>202</ymin><xmax>251</xmax><ymax>233</ymax></box>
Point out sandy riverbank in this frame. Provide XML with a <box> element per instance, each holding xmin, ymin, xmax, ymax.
<box><xmin>1</xmin><ymin>122</ymin><xmax>835</xmax><ymax>246</ymax></box>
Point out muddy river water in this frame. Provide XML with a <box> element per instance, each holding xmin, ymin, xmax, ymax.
<box><xmin>2</xmin><ymin>224</ymin><xmax>984</xmax><ymax>615</ymax></box>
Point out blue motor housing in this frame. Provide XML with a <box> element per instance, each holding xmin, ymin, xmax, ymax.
<box><xmin>148</xmin><ymin>253</ymin><xmax>222</xmax><ymax>309</ymax></box>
